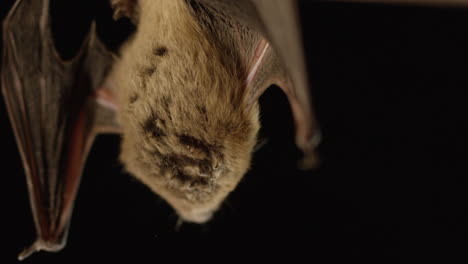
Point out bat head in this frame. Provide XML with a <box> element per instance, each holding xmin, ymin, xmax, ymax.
<box><xmin>118</xmin><ymin>89</ymin><xmax>260</xmax><ymax>222</ymax></box>
<box><xmin>113</xmin><ymin>35</ymin><xmax>260</xmax><ymax>223</ymax></box>
<box><xmin>109</xmin><ymin>0</ymin><xmax>264</xmax><ymax>223</ymax></box>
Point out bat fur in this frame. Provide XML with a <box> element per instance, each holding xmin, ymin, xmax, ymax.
<box><xmin>3</xmin><ymin>0</ymin><xmax>462</xmax><ymax>259</ymax></box>
<box><xmin>110</xmin><ymin>0</ymin><xmax>263</xmax><ymax>222</ymax></box>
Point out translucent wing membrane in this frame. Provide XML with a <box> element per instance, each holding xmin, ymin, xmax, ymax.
<box><xmin>1</xmin><ymin>0</ymin><xmax>118</xmax><ymax>259</ymax></box>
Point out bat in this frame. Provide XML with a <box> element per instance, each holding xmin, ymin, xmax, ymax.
<box><xmin>2</xmin><ymin>0</ymin><xmax>319</xmax><ymax>259</ymax></box>
<box><xmin>3</xmin><ymin>0</ymin><xmax>462</xmax><ymax>260</ymax></box>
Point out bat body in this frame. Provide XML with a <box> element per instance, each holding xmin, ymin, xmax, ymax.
<box><xmin>2</xmin><ymin>0</ymin><xmax>318</xmax><ymax>259</ymax></box>
<box><xmin>4</xmin><ymin>0</ymin><xmax>457</xmax><ymax>259</ymax></box>
<box><xmin>112</xmin><ymin>0</ymin><xmax>282</xmax><ymax>223</ymax></box>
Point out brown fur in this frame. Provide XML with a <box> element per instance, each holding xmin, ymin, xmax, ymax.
<box><xmin>110</xmin><ymin>0</ymin><xmax>260</xmax><ymax>222</ymax></box>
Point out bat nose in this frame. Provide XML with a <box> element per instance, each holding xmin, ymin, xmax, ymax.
<box><xmin>178</xmin><ymin>208</ymin><xmax>214</xmax><ymax>223</ymax></box>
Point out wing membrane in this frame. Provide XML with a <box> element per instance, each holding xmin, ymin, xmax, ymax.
<box><xmin>1</xmin><ymin>0</ymin><xmax>117</xmax><ymax>259</ymax></box>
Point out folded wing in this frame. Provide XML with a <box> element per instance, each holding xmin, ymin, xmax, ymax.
<box><xmin>1</xmin><ymin>0</ymin><xmax>118</xmax><ymax>259</ymax></box>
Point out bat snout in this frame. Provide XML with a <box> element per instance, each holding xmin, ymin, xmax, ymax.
<box><xmin>177</xmin><ymin>207</ymin><xmax>215</xmax><ymax>223</ymax></box>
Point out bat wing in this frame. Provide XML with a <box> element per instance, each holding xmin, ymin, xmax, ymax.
<box><xmin>242</xmin><ymin>0</ymin><xmax>463</xmax><ymax>167</ymax></box>
<box><xmin>197</xmin><ymin>0</ymin><xmax>320</xmax><ymax>168</ymax></box>
<box><xmin>249</xmin><ymin>0</ymin><xmax>464</xmax><ymax>166</ymax></box>
<box><xmin>251</xmin><ymin>0</ymin><xmax>320</xmax><ymax>169</ymax></box>
<box><xmin>1</xmin><ymin>0</ymin><xmax>119</xmax><ymax>259</ymax></box>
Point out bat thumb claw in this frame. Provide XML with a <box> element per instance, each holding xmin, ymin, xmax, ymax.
<box><xmin>18</xmin><ymin>241</ymin><xmax>40</xmax><ymax>261</ymax></box>
<box><xmin>18</xmin><ymin>239</ymin><xmax>66</xmax><ymax>261</ymax></box>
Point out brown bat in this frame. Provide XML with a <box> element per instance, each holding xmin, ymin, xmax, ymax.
<box><xmin>3</xmin><ymin>0</ymin><xmax>464</xmax><ymax>260</ymax></box>
<box><xmin>2</xmin><ymin>0</ymin><xmax>319</xmax><ymax>259</ymax></box>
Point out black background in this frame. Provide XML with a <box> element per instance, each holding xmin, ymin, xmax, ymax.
<box><xmin>2</xmin><ymin>0</ymin><xmax>468</xmax><ymax>263</ymax></box>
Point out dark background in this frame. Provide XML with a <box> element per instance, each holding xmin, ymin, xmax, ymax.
<box><xmin>2</xmin><ymin>0</ymin><xmax>468</xmax><ymax>262</ymax></box>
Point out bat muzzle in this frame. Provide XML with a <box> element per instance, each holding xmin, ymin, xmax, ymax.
<box><xmin>177</xmin><ymin>207</ymin><xmax>215</xmax><ymax>223</ymax></box>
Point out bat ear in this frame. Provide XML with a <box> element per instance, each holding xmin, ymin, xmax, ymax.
<box><xmin>111</xmin><ymin>0</ymin><xmax>139</xmax><ymax>23</ymax></box>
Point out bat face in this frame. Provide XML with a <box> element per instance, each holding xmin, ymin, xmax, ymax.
<box><xmin>110</xmin><ymin>0</ymin><xmax>260</xmax><ymax>222</ymax></box>
<box><xmin>118</xmin><ymin>98</ymin><xmax>259</xmax><ymax>222</ymax></box>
